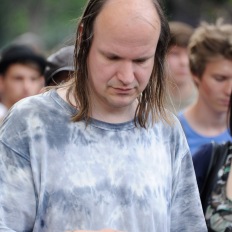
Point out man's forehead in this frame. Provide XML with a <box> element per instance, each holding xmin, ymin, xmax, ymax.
<box><xmin>4</xmin><ymin>63</ymin><xmax>41</xmax><ymax>75</ymax></box>
<box><xmin>96</xmin><ymin>0</ymin><xmax>160</xmax><ymax>31</ymax></box>
<box><xmin>103</xmin><ymin>0</ymin><xmax>154</xmax><ymax>9</ymax></box>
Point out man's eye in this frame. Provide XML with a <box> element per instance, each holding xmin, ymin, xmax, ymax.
<box><xmin>107</xmin><ymin>56</ymin><xmax>119</xmax><ymax>60</ymax></box>
<box><xmin>214</xmin><ymin>76</ymin><xmax>226</xmax><ymax>82</ymax></box>
<box><xmin>14</xmin><ymin>76</ymin><xmax>23</xmax><ymax>81</ymax></box>
<box><xmin>31</xmin><ymin>77</ymin><xmax>40</xmax><ymax>81</ymax></box>
<box><xmin>135</xmin><ymin>59</ymin><xmax>147</xmax><ymax>63</ymax></box>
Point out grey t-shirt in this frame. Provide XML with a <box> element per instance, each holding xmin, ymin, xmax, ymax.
<box><xmin>0</xmin><ymin>102</ymin><xmax>7</xmax><ymax>122</ymax></box>
<box><xmin>0</xmin><ymin>90</ymin><xmax>207</xmax><ymax>232</ymax></box>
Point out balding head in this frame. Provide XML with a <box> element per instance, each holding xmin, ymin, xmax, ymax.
<box><xmin>72</xmin><ymin>0</ymin><xmax>171</xmax><ymax>126</ymax></box>
<box><xmin>94</xmin><ymin>0</ymin><xmax>161</xmax><ymax>47</ymax></box>
<box><xmin>90</xmin><ymin>0</ymin><xmax>162</xmax><ymax>51</ymax></box>
<box><xmin>98</xmin><ymin>0</ymin><xmax>161</xmax><ymax>29</ymax></box>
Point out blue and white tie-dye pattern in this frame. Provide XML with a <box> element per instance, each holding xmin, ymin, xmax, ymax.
<box><xmin>0</xmin><ymin>90</ymin><xmax>207</xmax><ymax>232</ymax></box>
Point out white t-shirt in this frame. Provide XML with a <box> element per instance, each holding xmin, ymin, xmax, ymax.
<box><xmin>0</xmin><ymin>102</ymin><xmax>7</xmax><ymax>120</ymax></box>
<box><xmin>0</xmin><ymin>90</ymin><xmax>207</xmax><ymax>232</ymax></box>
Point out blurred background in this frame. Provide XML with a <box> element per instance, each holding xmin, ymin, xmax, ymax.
<box><xmin>1</xmin><ymin>0</ymin><xmax>232</xmax><ymax>55</ymax></box>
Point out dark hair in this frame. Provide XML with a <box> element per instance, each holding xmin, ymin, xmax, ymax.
<box><xmin>0</xmin><ymin>44</ymin><xmax>46</xmax><ymax>75</ymax></box>
<box><xmin>169</xmin><ymin>21</ymin><xmax>193</xmax><ymax>48</ymax></box>
<box><xmin>45</xmin><ymin>46</ymin><xmax>75</xmax><ymax>86</ymax></box>
<box><xmin>67</xmin><ymin>0</ymin><xmax>171</xmax><ymax>127</ymax></box>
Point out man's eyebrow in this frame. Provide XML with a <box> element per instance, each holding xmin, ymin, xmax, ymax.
<box><xmin>100</xmin><ymin>50</ymin><xmax>154</xmax><ymax>61</ymax></box>
<box><xmin>100</xmin><ymin>50</ymin><xmax>119</xmax><ymax>57</ymax></box>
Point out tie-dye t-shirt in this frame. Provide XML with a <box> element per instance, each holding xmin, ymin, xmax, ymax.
<box><xmin>0</xmin><ymin>90</ymin><xmax>207</xmax><ymax>232</ymax></box>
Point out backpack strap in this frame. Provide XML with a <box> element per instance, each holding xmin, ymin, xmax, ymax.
<box><xmin>201</xmin><ymin>141</ymin><xmax>231</xmax><ymax>213</ymax></box>
<box><xmin>200</xmin><ymin>142</ymin><xmax>218</xmax><ymax>197</ymax></box>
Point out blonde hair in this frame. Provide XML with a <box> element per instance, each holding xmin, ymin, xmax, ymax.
<box><xmin>189</xmin><ymin>19</ymin><xmax>232</xmax><ymax>78</ymax></box>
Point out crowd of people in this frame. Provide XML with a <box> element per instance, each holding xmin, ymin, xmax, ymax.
<box><xmin>0</xmin><ymin>0</ymin><xmax>232</xmax><ymax>231</ymax></box>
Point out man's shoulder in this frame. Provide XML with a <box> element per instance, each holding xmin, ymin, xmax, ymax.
<box><xmin>0</xmin><ymin>90</ymin><xmax>70</xmax><ymax>133</ymax></box>
<box><xmin>16</xmin><ymin>90</ymin><xmax>53</xmax><ymax>107</ymax></box>
<box><xmin>0</xmin><ymin>90</ymin><xmax>73</xmax><ymax>152</ymax></box>
<box><xmin>9</xmin><ymin>89</ymin><xmax>68</xmax><ymax>116</ymax></box>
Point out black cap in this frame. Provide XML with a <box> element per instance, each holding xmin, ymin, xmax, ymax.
<box><xmin>0</xmin><ymin>44</ymin><xmax>47</xmax><ymax>75</ymax></box>
<box><xmin>45</xmin><ymin>46</ymin><xmax>75</xmax><ymax>85</ymax></box>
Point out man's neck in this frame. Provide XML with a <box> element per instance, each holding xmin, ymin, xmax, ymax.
<box><xmin>90</xmin><ymin>104</ymin><xmax>136</xmax><ymax>124</ymax></box>
<box><xmin>169</xmin><ymin>81</ymin><xmax>196</xmax><ymax>100</ymax></box>
<box><xmin>57</xmin><ymin>87</ymin><xmax>137</xmax><ymax>124</ymax></box>
<box><xmin>184</xmin><ymin>101</ymin><xmax>228</xmax><ymax>137</ymax></box>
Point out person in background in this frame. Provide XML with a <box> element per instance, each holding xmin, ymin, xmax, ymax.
<box><xmin>193</xmin><ymin>92</ymin><xmax>232</xmax><ymax>232</ymax></box>
<box><xmin>0</xmin><ymin>44</ymin><xmax>46</xmax><ymax>121</ymax></box>
<box><xmin>178</xmin><ymin>20</ymin><xmax>232</xmax><ymax>155</ymax></box>
<box><xmin>45</xmin><ymin>45</ymin><xmax>75</xmax><ymax>86</ymax></box>
<box><xmin>166</xmin><ymin>21</ymin><xmax>197</xmax><ymax>114</ymax></box>
<box><xmin>11</xmin><ymin>32</ymin><xmax>45</xmax><ymax>54</ymax></box>
<box><xmin>0</xmin><ymin>0</ymin><xmax>207</xmax><ymax>231</ymax></box>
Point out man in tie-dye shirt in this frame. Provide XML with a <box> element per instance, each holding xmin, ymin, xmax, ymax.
<box><xmin>0</xmin><ymin>0</ymin><xmax>207</xmax><ymax>231</ymax></box>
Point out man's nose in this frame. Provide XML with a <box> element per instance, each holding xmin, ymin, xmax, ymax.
<box><xmin>180</xmin><ymin>53</ymin><xmax>189</xmax><ymax>66</ymax></box>
<box><xmin>117</xmin><ymin>61</ymin><xmax>135</xmax><ymax>85</ymax></box>
<box><xmin>22</xmin><ymin>79</ymin><xmax>33</xmax><ymax>93</ymax></box>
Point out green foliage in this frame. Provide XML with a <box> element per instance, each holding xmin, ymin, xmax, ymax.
<box><xmin>0</xmin><ymin>0</ymin><xmax>87</xmax><ymax>51</ymax></box>
<box><xmin>164</xmin><ymin>0</ymin><xmax>232</xmax><ymax>27</ymax></box>
<box><xmin>1</xmin><ymin>0</ymin><xmax>232</xmax><ymax>53</ymax></box>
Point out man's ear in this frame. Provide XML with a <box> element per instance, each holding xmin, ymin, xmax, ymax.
<box><xmin>77</xmin><ymin>23</ymin><xmax>83</xmax><ymax>43</ymax></box>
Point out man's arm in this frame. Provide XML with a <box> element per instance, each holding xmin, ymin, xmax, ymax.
<box><xmin>0</xmin><ymin>141</ymin><xmax>36</xmax><ymax>231</ymax></box>
<box><xmin>170</xmin><ymin>151</ymin><xmax>207</xmax><ymax>232</ymax></box>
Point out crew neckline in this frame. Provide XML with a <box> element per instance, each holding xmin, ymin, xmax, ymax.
<box><xmin>49</xmin><ymin>89</ymin><xmax>136</xmax><ymax>131</ymax></box>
